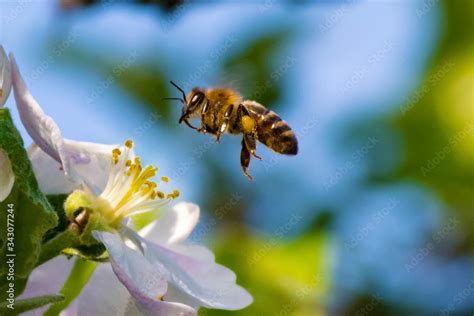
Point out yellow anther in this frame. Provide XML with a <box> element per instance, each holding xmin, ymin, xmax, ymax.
<box><xmin>172</xmin><ymin>189</ymin><xmax>180</xmax><ymax>198</ymax></box>
<box><xmin>149</xmin><ymin>191</ymin><xmax>157</xmax><ymax>200</ymax></box>
<box><xmin>112</xmin><ymin>156</ymin><xmax>119</xmax><ymax>165</ymax></box>
<box><xmin>161</xmin><ymin>176</ymin><xmax>169</xmax><ymax>183</ymax></box>
<box><xmin>126</xmin><ymin>160</ymin><xmax>132</xmax><ymax>167</ymax></box>
<box><xmin>157</xmin><ymin>191</ymin><xmax>165</xmax><ymax>199</ymax></box>
<box><xmin>146</xmin><ymin>181</ymin><xmax>157</xmax><ymax>189</ymax></box>
<box><xmin>125</xmin><ymin>139</ymin><xmax>133</xmax><ymax>149</ymax></box>
<box><xmin>112</xmin><ymin>148</ymin><xmax>121</xmax><ymax>156</ymax></box>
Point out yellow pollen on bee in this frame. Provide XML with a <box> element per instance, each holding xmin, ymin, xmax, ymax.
<box><xmin>161</xmin><ymin>176</ymin><xmax>169</xmax><ymax>183</ymax></box>
<box><xmin>242</xmin><ymin>115</ymin><xmax>255</xmax><ymax>133</ymax></box>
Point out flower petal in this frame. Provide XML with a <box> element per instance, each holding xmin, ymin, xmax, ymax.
<box><xmin>0</xmin><ymin>46</ymin><xmax>12</xmax><ymax>107</ymax></box>
<box><xmin>20</xmin><ymin>256</ymin><xmax>74</xmax><ymax>316</ymax></box>
<box><xmin>130</xmin><ymin>230</ymin><xmax>253</xmax><ymax>310</ymax></box>
<box><xmin>10</xmin><ymin>54</ymin><xmax>68</xmax><ymax>172</ymax></box>
<box><xmin>148</xmin><ymin>202</ymin><xmax>200</xmax><ymax>245</ymax></box>
<box><xmin>28</xmin><ymin>144</ymin><xmax>77</xmax><ymax>195</ymax></box>
<box><xmin>74</xmin><ymin>263</ymin><xmax>132</xmax><ymax>316</ymax></box>
<box><xmin>93</xmin><ymin>231</ymin><xmax>197</xmax><ymax>316</ymax></box>
<box><xmin>28</xmin><ymin>140</ymin><xmax>116</xmax><ymax>195</ymax></box>
<box><xmin>63</xmin><ymin>139</ymin><xmax>116</xmax><ymax>194</ymax></box>
<box><xmin>0</xmin><ymin>148</ymin><xmax>14</xmax><ymax>202</ymax></box>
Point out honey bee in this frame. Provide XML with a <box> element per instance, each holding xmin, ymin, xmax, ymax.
<box><xmin>164</xmin><ymin>81</ymin><xmax>298</xmax><ymax>179</ymax></box>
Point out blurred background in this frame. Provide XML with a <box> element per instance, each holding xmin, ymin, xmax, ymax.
<box><xmin>1</xmin><ymin>0</ymin><xmax>473</xmax><ymax>315</ymax></box>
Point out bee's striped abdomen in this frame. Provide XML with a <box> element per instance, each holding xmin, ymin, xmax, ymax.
<box><xmin>244</xmin><ymin>101</ymin><xmax>298</xmax><ymax>155</ymax></box>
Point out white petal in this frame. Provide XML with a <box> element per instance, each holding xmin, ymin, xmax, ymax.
<box><xmin>75</xmin><ymin>263</ymin><xmax>131</xmax><ymax>316</ymax></box>
<box><xmin>149</xmin><ymin>202</ymin><xmax>200</xmax><ymax>245</ymax></box>
<box><xmin>20</xmin><ymin>256</ymin><xmax>74</xmax><ymax>316</ymax></box>
<box><xmin>93</xmin><ymin>231</ymin><xmax>196</xmax><ymax>316</ymax></box>
<box><xmin>28</xmin><ymin>140</ymin><xmax>116</xmax><ymax>195</ymax></box>
<box><xmin>10</xmin><ymin>54</ymin><xmax>69</xmax><ymax>173</ymax></box>
<box><xmin>0</xmin><ymin>46</ymin><xmax>12</xmax><ymax>107</ymax></box>
<box><xmin>28</xmin><ymin>144</ymin><xmax>77</xmax><ymax>195</ymax></box>
<box><xmin>132</xmin><ymin>231</ymin><xmax>253</xmax><ymax>310</ymax></box>
<box><xmin>63</xmin><ymin>139</ymin><xmax>116</xmax><ymax>194</ymax></box>
<box><xmin>0</xmin><ymin>148</ymin><xmax>14</xmax><ymax>202</ymax></box>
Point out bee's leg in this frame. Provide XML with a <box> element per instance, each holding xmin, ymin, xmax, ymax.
<box><xmin>216</xmin><ymin>104</ymin><xmax>234</xmax><ymax>143</ymax></box>
<box><xmin>243</xmin><ymin>133</ymin><xmax>263</xmax><ymax>160</ymax></box>
<box><xmin>237</xmin><ymin>104</ymin><xmax>262</xmax><ymax>160</ymax></box>
<box><xmin>197</xmin><ymin>100</ymin><xmax>209</xmax><ymax>134</ymax></box>
<box><xmin>240</xmin><ymin>138</ymin><xmax>253</xmax><ymax>180</ymax></box>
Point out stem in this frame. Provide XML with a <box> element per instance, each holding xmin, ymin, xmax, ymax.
<box><xmin>44</xmin><ymin>259</ymin><xmax>97</xmax><ymax>316</ymax></box>
<box><xmin>0</xmin><ymin>294</ymin><xmax>64</xmax><ymax>315</ymax></box>
<box><xmin>36</xmin><ymin>229</ymin><xmax>81</xmax><ymax>267</ymax></box>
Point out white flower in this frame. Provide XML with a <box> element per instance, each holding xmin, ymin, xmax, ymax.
<box><xmin>0</xmin><ymin>45</ymin><xmax>12</xmax><ymax>106</ymax></box>
<box><xmin>0</xmin><ymin>46</ymin><xmax>14</xmax><ymax>202</ymax></box>
<box><xmin>9</xmin><ymin>54</ymin><xmax>252</xmax><ymax>315</ymax></box>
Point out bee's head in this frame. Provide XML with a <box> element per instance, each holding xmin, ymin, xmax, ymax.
<box><xmin>164</xmin><ymin>81</ymin><xmax>205</xmax><ymax>129</ymax></box>
<box><xmin>183</xmin><ymin>88</ymin><xmax>205</xmax><ymax>118</ymax></box>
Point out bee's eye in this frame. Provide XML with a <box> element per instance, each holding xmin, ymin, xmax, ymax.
<box><xmin>189</xmin><ymin>92</ymin><xmax>204</xmax><ymax>109</ymax></box>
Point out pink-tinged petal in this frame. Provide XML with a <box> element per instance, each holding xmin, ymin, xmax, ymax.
<box><xmin>10</xmin><ymin>54</ymin><xmax>68</xmax><ymax>171</ymax></box>
<box><xmin>93</xmin><ymin>231</ymin><xmax>197</xmax><ymax>316</ymax></box>
<box><xmin>74</xmin><ymin>263</ymin><xmax>131</xmax><ymax>316</ymax></box>
<box><xmin>0</xmin><ymin>46</ymin><xmax>12</xmax><ymax>107</ymax></box>
<box><xmin>63</xmin><ymin>139</ymin><xmax>116</xmax><ymax>194</ymax></box>
<box><xmin>20</xmin><ymin>256</ymin><xmax>74</xmax><ymax>316</ymax></box>
<box><xmin>130</xmin><ymin>230</ymin><xmax>253</xmax><ymax>310</ymax></box>
<box><xmin>0</xmin><ymin>148</ymin><xmax>14</xmax><ymax>202</ymax></box>
<box><xmin>28</xmin><ymin>144</ymin><xmax>77</xmax><ymax>195</ymax></box>
<box><xmin>148</xmin><ymin>203</ymin><xmax>200</xmax><ymax>245</ymax></box>
<box><xmin>28</xmin><ymin>140</ymin><xmax>116</xmax><ymax>195</ymax></box>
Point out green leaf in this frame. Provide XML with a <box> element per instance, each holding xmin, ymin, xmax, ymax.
<box><xmin>0</xmin><ymin>294</ymin><xmax>63</xmax><ymax>315</ymax></box>
<box><xmin>0</xmin><ymin>108</ymin><xmax>58</xmax><ymax>300</ymax></box>
<box><xmin>43</xmin><ymin>194</ymin><xmax>69</xmax><ymax>242</ymax></box>
<box><xmin>44</xmin><ymin>258</ymin><xmax>97</xmax><ymax>316</ymax></box>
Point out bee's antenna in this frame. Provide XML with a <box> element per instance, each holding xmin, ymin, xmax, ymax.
<box><xmin>162</xmin><ymin>97</ymin><xmax>184</xmax><ymax>103</ymax></box>
<box><xmin>169</xmin><ymin>81</ymin><xmax>187</xmax><ymax>104</ymax></box>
